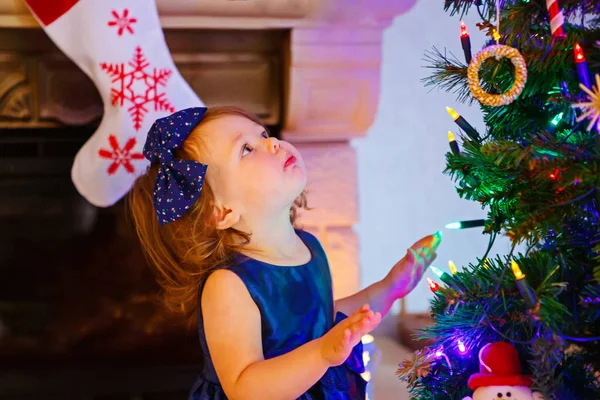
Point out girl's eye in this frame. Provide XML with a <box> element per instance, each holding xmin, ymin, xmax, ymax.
<box><xmin>241</xmin><ymin>132</ymin><xmax>268</xmax><ymax>157</ymax></box>
<box><xmin>241</xmin><ymin>144</ymin><xmax>253</xmax><ymax>157</ymax></box>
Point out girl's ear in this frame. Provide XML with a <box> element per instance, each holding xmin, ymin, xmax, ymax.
<box><xmin>212</xmin><ymin>204</ymin><xmax>240</xmax><ymax>230</ymax></box>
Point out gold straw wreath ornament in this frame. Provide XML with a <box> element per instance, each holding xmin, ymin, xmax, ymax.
<box><xmin>467</xmin><ymin>44</ymin><xmax>528</xmax><ymax>107</ymax></box>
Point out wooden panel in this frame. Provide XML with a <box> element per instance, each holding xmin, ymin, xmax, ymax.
<box><xmin>37</xmin><ymin>55</ymin><xmax>103</xmax><ymax>126</ymax></box>
<box><xmin>0</xmin><ymin>52</ymin><xmax>31</xmax><ymax>121</ymax></box>
<box><xmin>0</xmin><ymin>29</ymin><xmax>285</xmax><ymax>128</ymax></box>
<box><xmin>177</xmin><ymin>53</ymin><xmax>280</xmax><ymax>124</ymax></box>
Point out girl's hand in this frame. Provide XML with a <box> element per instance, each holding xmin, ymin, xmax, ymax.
<box><xmin>385</xmin><ymin>232</ymin><xmax>442</xmax><ymax>298</ymax></box>
<box><xmin>319</xmin><ymin>304</ymin><xmax>381</xmax><ymax>367</ymax></box>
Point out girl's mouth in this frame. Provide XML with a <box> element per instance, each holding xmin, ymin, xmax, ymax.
<box><xmin>284</xmin><ymin>155</ymin><xmax>296</xmax><ymax>169</ymax></box>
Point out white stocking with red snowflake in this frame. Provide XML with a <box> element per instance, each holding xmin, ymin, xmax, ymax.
<box><xmin>100</xmin><ymin>46</ymin><xmax>176</xmax><ymax>131</ymax></box>
<box><xmin>23</xmin><ymin>0</ymin><xmax>203</xmax><ymax>207</ymax></box>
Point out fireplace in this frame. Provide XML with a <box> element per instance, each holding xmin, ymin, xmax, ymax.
<box><xmin>0</xmin><ymin>0</ymin><xmax>408</xmax><ymax>397</ymax></box>
<box><xmin>0</xmin><ymin>27</ymin><xmax>286</xmax><ymax>399</ymax></box>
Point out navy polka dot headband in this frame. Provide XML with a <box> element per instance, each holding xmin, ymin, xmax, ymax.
<box><xmin>142</xmin><ymin>107</ymin><xmax>208</xmax><ymax>225</ymax></box>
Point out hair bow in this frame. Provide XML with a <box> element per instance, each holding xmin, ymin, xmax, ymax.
<box><xmin>142</xmin><ymin>107</ymin><xmax>208</xmax><ymax>225</ymax></box>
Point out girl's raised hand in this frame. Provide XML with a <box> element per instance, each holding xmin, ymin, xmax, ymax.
<box><xmin>385</xmin><ymin>231</ymin><xmax>442</xmax><ymax>299</ymax></box>
<box><xmin>318</xmin><ymin>304</ymin><xmax>381</xmax><ymax>367</ymax></box>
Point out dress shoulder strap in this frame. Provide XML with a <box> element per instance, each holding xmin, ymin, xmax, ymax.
<box><xmin>296</xmin><ymin>229</ymin><xmax>324</xmax><ymax>255</ymax></box>
<box><xmin>296</xmin><ymin>229</ymin><xmax>332</xmax><ymax>292</ymax></box>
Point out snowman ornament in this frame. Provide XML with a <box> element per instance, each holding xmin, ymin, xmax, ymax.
<box><xmin>462</xmin><ymin>342</ymin><xmax>544</xmax><ymax>400</ymax></box>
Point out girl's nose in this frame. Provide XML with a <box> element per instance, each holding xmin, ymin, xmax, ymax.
<box><xmin>266</xmin><ymin>137</ymin><xmax>280</xmax><ymax>154</ymax></box>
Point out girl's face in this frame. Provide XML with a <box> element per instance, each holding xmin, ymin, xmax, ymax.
<box><xmin>199</xmin><ymin>114</ymin><xmax>307</xmax><ymax>224</ymax></box>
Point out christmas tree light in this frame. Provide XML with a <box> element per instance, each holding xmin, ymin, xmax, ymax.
<box><xmin>482</xmin><ymin>258</ymin><xmax>490</xmax><ymax>269</ymax></box>
<box><xmin>448</xmin><ymin>260</ymin><xmax>457</xmax><ymax>275</ymax></box>
<box><xmin>550</xmin><ymin>112</ymin><xmax>564</xmax><ymax>126</ymax></box>
<box><xmin>434</xmin><ymin>347</ymin><xmax>453</xmax><ymax>373</ymax></box>
<box><xmin>446</xmin><ymin>106</ymin><xmax>480</xmax><ymax>141</ymax></box>
<box><xmin>510</xmin><ymin>260</ymin><xmax>537</xmax><ymax>309</ymax></box>
<box><xmin>460</xmin><ymin>21</ymin><xmax>472</xmax><ymax>64</ymax></box>
<box><xmin>447</xmin><ymin>131</ymin><xmax>460</xmax><ymax>155</ymax></box>
<box><xmin>426</xmin><ymin>277</ymin><xmax>440</xmax><ymax>293</ymax></box>
<box><xmin>511</xmin><ymin>260</ymin><xmax>525</xmax><ymax>279</ymax></box>
<box><xmin>574</xmin><ymin>43</ymin><xmax>591</xmax><ymax>89</ymax></box>
<box><xmin>445</xmin><ymin>219</ymin><xmax>485</xmax><ymax>230</ymax></box>
<box><xmin>430</xmin><ymin>266</ymin><xmax>460</xmax><ymax>288</ymax></box>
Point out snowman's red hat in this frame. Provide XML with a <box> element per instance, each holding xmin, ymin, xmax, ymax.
<box><xmin>468</xmin><ymin>342</ymin><xmax>533</xmax><ymax>390</ymax></box>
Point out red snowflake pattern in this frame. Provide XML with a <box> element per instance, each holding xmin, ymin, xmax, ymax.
<box><xmin>107</xmin><ymin>9</ymin><xmax>137</xmax><ymax>36</ymax></box>
<box><xmin>98</xmin><ymin>135</ymin><xmax>145</xmax><ymax>175</ymax></box>
<box><xmin>100</xmin><ymin>46</ymin><xmax>175</xmax><ymax>131</ymax></box>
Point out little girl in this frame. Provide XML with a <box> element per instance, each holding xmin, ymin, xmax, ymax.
<box><xmin>128</xmin><ymin>106</ymin><xmax>441</xmax><ymax>400</ymax></box>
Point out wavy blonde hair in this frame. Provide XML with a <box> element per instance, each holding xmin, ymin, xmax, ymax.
<box><xmin>127</xmin><ymin>106</ymin><xmax>310</xmax><ymax>322</ymax></box>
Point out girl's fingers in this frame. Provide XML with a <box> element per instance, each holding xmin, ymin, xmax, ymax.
<box><xmin>411</xmin><ymin>232</ymin><xmax>443</xmax><ymax>252</ymax></box>
<box><xmin>371</xmin><ymin>312</ymin><xmax>382</xmax><ymax>327</ymax></box>
<box><xmin>341</xmin><ymin>312</ymin><xmax>382</xmax><ymax>350</ymax></box>
<box><xmin>341</xmin><ymin>306</ymin><xmax>381</xmax><ymax>348</ymax></box>
<box><xmin>351</xmin><ymin>313</ymin><xmax>378</xmax><ymax>336</ymax></box>
<box><xmin>420</xmin><ymin>251</ymin><xmax>437</xmax><ymax>269</ymax></box>
<box><xmin>342</xmin><ymin>328</ymin><xmax>351</xmax><ymax>347</ymax></box>
<box><xmin>344</xmin><ymin>315</ymin><xmax>367</xmax><ymax>339</ymax></box>
<box><xmin>348</xmin><ymin>305</ymin><xmax>371</xmax><ymax>323</ymax></box>
<box><xmin>409</xmin><ymin>248</ymin><xmax>421</xmax><ymax>265</ymax></box>
<box><xmin>362</xmin><ymin>312</ymin><xmax>381</xmax><ymax>333</ymax></box>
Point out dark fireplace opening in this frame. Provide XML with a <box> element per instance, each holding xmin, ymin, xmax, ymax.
<box><xmin>0</xmin><ymin>123</ymin><xmax>280</xmax><ymax>398</ymax></box>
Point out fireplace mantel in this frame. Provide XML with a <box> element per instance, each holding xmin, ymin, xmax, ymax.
<box><xmin>0</xmin><ymin>0</ymin><xmax>414</xmax><ymax>299</ymax></box>
<box><xmin>0</xmin><ymin>0</ymin><xmax>413</xmax><ymax>29</ymax></box>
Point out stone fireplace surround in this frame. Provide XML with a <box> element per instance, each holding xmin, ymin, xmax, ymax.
<box><xmin>0</xmin><ymin>0</ymin><xmax>412</xmax><ymax>398</ymax></box>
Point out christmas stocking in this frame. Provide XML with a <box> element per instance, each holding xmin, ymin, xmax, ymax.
<box><xmin>24</xmin><ymin>0</ymin><xmax>204</xmax><ymax>207</ymax></box>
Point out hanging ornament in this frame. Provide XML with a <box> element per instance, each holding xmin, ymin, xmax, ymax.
<box><xmin>396</xmin><ymin>349</ymin><xmax>433</xmax><ymax>386</ymax></box>
<box><xmin>467</xmin><ymin>45</ymin><xmax>528</xmax><ymax>106</ymax></box>
<box><xmin>545</xmin><ymin>0</ymin><xmax>565</xmax><ymax>38</ymax></box>
<box><xmin>461</xmin><ymin>342</ymin><xmax>544</xmax><ymax>400</ymax></box>
<box><xmin>572</xmin><ymin>74</ymin><xmax>600</xmax><ymax>132</ymax></box>
<box><xmin>467</xmin><ymin>0</ymin><xmax>527</xmax><ymax>107</ymax></box>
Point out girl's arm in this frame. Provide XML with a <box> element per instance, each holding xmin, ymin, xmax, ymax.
<box><xmin>334</xmin><ymin>278</ymin><xmax>396</xmax><ymax>318</ymax></box>
<box><xmin>202</xmin><ymin>269</ymin><xmax>379</xmax><ymax>400</ymax></box>
<box><xmin>334</xmin><ymin>232</ymin><xmax>441</xmax><ymax>318</ymax></box>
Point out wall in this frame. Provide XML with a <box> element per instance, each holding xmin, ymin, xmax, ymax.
<box><xmin>353</xmin><ymin>2</ymin><xmax>515</xmax><ymax>314</ymax></box>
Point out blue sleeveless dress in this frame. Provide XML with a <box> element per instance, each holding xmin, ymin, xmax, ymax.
<box><xmin>190</xmin><ymin>230</ymin><xmax>366</xmax><ymax>399</ymax></box>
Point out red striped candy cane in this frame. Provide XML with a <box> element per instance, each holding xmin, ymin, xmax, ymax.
<box><xmin>546</xmin><ymin>0</ymin><xmax>565</xmax><ymax>38</ymax></box>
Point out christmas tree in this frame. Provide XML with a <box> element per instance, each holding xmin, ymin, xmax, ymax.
<box><xmin>396</xmin><ymin>1</ymin><xmax>600</xmax><ymax>399</ymax></box>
